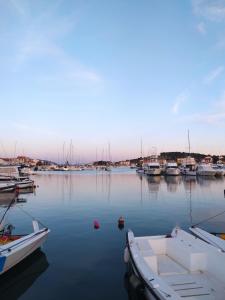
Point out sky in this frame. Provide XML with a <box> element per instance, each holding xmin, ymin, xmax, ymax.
<box><xmin>1</xmin><ymin>0</ymin><xmax>225</xmax><ymax>162</ymax></box>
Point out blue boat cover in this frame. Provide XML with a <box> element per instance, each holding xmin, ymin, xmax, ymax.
<box><xmin>0</xmin><ymin>256</ymin><xmax>6</xmax><ymax>272</ymax></box>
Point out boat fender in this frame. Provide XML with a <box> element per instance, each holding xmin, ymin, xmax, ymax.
<box><xmin>124</xmin><ymin>246</ymin><xmax>130</xmax><ymax>263</ymax></box>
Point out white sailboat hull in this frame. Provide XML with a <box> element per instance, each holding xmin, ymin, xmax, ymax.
<box><xmin>0</xmin><ymin>229</ymin><xmax>49</xmax><ymax>275</ymax></box>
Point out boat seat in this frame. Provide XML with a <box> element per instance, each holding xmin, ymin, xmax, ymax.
<box><xmin>136</xmin><ymin>238</ymin><xmax>155</xmax><ymax>257</ymax></box>
<box><xmin>136</xmin><ymin>238</ymin><xmax>158</xmax><ymax>274</ymax></box>
<box><xmin>166</xmin><ymin>239</ymin><xmax>207</xmax><ymax>272</ymax></box>
<box><xmin>157</xmin><ymin>255</ymin><xmax>188</xmax><ymax>276</ymax></box>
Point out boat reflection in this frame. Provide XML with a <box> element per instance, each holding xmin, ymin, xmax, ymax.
<box><xmin>164</xmin><ymin>176</ymin><xmax>182</xmax><ymax>193</ymax></box>
<box><xmin>124</xmin><ymin>270</ymin><xmax>147</xmax><ymax>300</ymax></box>
<box><xmin>0</xmin><ymin>192</ymin><xmax>18</xmax><ymax>206</ymax></box>
<box><xmin>196</xmin><ymin>176</ymin><xmax>217</xmax><ymax>187</ymax></box>
<box><xmin>0</xmin><ymin>250</ymin><xmax>49</xmax><ymax>300</ymax></box>
<box><xmin>183</xmin><ymin>176</ymin><xmax>197</xmax><ymax>191</ymax></box>
<box><xmin>146</xmin><ymin>176</ymin><xmax>161</xmax><ymax>198</ymax></box>
<box><xmin>18</xmin><ymin>187</ymin><xmax>35</xmax><ymax>195</ymax></box>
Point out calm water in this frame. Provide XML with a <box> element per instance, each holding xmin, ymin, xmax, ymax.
<box><xmin>1</xmin><ymin>168</ymin><xmax>225</xmax><ymax>300</ymax></box>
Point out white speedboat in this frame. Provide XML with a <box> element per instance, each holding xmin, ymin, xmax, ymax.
<box><xmin>0</xmin><ymin>220</ymin><xmax>49</xmax><ymax>275</ymax></box>
<box><xmin>145</xmin><ymin>162</ymin><xmax>161</xmax><ymax>176</ymax></box>
<box><xmin>165</xmin><ymin>162</ymin><xmax>180</xmax><ymax>176</ymax></box>
<box><xmin>196</xmin><ymin>164</ymin><xmax>216</xmax><ymax>176</ymax></box>
<box><xmin>212</xmin><ymin>165</ymin><xmax>224</xmax><ymax>177</ymax></box>
<box><xmin>136</xmin><ymin>167</ymin><xmax>145</xmax><ymax>174</ymax></box>
<box><xmin>125</xmin><ymin>227</ymin><xmax>225</xmax><ymax>300</ymax></box>
<box><xmin>0</xmin><ymin>182</ymin><xmax>16</xmax><ymax>193</ymax></box>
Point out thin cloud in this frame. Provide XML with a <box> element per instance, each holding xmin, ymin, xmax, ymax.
<box><xmin>192</xmin><ymin>0</ymin><xmax>225</xmax><ymax>21</ymax></box>
<box><xmin>172</xmin><ymin>91</ymin><xmax>189</xmax><ymax>114</ymax></box>
<box><xmin>197</xmin><ymin>22</ymin><xmax>206</xmax><ymax>34</ymax></box>
<box><xmin>11</xmin><ymin>5</ymin><xmax>103</xmax><ymax>86</ymax></box>
<box><xmin>182</xmin><ymin>90</ymin><xmax>225</xmax><ymax>125</ymax></box>
<box><xmin>204</xmin><ymin>66</ymin><xmax>224</xmax><ymax>84</ymax></box>
<box><xmin>9</xmin><ymin>0</ymin><xmax>26</xmax><ymax>16</ymax></box>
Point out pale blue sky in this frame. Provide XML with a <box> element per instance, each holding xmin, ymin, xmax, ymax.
<box><xmin>1</xmin><ymin>0</ymin><xmax>225</xmax><ymax>162</ymax></box>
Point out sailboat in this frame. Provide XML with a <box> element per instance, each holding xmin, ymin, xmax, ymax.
<box><xmin>180</xmin><ymin>130</ymin><xmax>196</xmax><ymax>176</ymax></box>
<box><xmin>136</xmin><ymin>138</ymin><xmax>145</xmax><ymax>174</ymax></box>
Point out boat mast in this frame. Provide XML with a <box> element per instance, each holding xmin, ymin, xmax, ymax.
<box><xmin>188</xmin><ymin>129</ymin><xmax>190</xmax><ymax>156</ymax></box>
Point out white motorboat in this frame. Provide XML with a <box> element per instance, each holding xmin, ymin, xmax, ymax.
<box><xmin>189</xmin><ymin>226</ymin><xmax>225</xmax><ymax>252</ymax></box>
<box><xmin>212</xmin><ymin>165</ymin><xmax>224</xmax><ymax>177</ymax></box>
<box><xmin>145</xmin><ymin>162</ymin><xmax>161</xmax><ymax>176</ymax></box>
<box><xmin>165</xmin><ymin>162</ymin><xmax>180</xmax><ymax>176</ymax></box>
<box><xmin>125</xmin><ymin>227</ymin><xmax>225</xmax><ymax>299</ymax></box>
<box><xmin>0</xmin><ymin>220</ymin><xmax>49</xmax><ymax>275</ymax></box>
<box><xmin>14</xmin><ymin>179</ymin><xmax>34</xmax><ymax>189</ymax></box>
<box><xmin>0</xmin><ymin>182</ymin><xmax>16</xmax><ymax>193</ymax></box>
<box><xmin>196</xmin><ymin>164</ymin><xmax>216</xmax><ymax>176</ymax></box>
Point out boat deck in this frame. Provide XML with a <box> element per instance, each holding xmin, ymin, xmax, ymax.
<box><xmin>158</xmin><ymin>255</ymin><xmax>225</xmax><ymax>299</ymax></box>
<box><xmin>135</xmin><ymin>235</ymin><xmax>225</xmax><ymax>299</ymax></box>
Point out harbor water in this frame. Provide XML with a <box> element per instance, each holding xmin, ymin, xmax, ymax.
<box><xmin>1</xmin><ymin>168</ymin><xmax>225</xmax><ymax>300</ymax></box>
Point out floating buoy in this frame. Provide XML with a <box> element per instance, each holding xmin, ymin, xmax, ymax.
<box><xmin>118</xmin><ymin>216</ymin><xmax>125</xmax><ymax>229</ymax></box>
<box><xmin>94</xmin><ymin>220</ymin><xmax>100</xmax><ymax>229</ymax></box>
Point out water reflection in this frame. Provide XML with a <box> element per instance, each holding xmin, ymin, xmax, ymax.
<box><xmin>0</xmin><ymin>170</ymin><xmax>223</xmax><ymax>300</ymax></box>
<box><xmin>0</xmin><ymin>192</ymin><xmax>18</xmax><ymax>206</ymax></box>
<box><xmin>164</xmin><ymin>176</ymin><xmax>182</xmax><ymax>193</ymax></box>
<box><xmin>0</xmin><ymin>250</ymin><xmax>49</xmax><ymax>300</ymax></box>
<box><xmin>124</xmin><ymin>270</ymin><xmax>147</xmax><ymax>300</ymax></box>
<box><xmin>146</xmin><ymin>176</ymin><xmax>161</xmax><ymax>199</ymax></box>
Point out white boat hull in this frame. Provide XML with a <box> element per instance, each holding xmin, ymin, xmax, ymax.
<box><xmin>15</xmin><ymin>180</ymin><xmax>34</xmax><ymax>189</ymax></box>
<box><xmin>0</xmin><ymin>228</ymin><xmax>49</xmax><ymax>275</ymax></box>
<box><xmin>125</xmin><ymin>228</ymin><xmax>225</xmax><ymax>300</ymax></box>
<box><xmin>146</xmin><ymin>169</ymin><xmax>161</xmax><ymax>176</ymax></box>
<box><xmin>0</xmin><ymin>183</ymin><xmax>16</xmax><ymax>193</ymax></box>
<box><xmin>165</xmin><ymin>168</ymin><xmax>180</xmax><ymax>176</ymax></box>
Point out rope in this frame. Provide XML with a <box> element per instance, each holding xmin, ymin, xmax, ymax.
<box><xmin>192</xmin><ymin>209</ymin><xmax>225</xmax><ymax>227</ymax></box>
<box><xmin>16</xmin><ymin>205</ymin><xmax>48</xmax><ymax>229</ymax></box>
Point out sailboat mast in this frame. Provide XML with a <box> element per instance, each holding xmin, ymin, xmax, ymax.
<box><xmin>188</xmin><ymin>129</ymin><xmax>190</xmax><ymax>156</ymax></box>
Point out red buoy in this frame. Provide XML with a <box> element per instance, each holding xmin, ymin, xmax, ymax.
<box><xmin>94</xmin><ymin>220</ymin><xmax>100</xmax><ymax>229</ymax></box>
<box><xmin>118</xmin><ymin>216</ymin><xmax>125</xmax><ymax>226</ymax></box>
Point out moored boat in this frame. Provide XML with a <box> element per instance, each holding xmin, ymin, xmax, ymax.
<box><xmin>125</xmin><ymin>227</ymin><xmax>225</xmax><ymax>299</ymax></box>
<box><xmin>196</xmin><ymin>164</ymin><xmax>216</xmax><ymax>176</ymax></box>
<box><xmin>0</xmin><ymin>183</ymin><xmax>16</xmax><ymax>193</ymax></box>
<box><xmin>165</xmin><ymin>162</ymin><xmax>180</xmax><ymax>176</ymax></box>
<box><xmin>145</xmin><ymin>162</ymin><xmax>161</xmax><ymax>176</ymax></box>
<box><xmin>0</xmin><ymin>220</ymin><xmax>49</xmax><ymax>275</ymax></box>
<box><xmin>14</xmin><ymin>179</ymin><xmax>34</xmax><ymax>189</ymax></box>
<box><xmin>189</xmin><ymin>226</ymin><xmax>225</xmax><ymax>252</ymax></box>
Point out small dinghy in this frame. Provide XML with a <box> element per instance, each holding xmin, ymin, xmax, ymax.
<box><xmin>190</xmin><ymin>226</ymin><xmax>225</xmax><ymax>252</ymax></box>
<box><xmin>0</xmin><ymin>183</ymin><xmax>16</xmax><ymax>193</ymax></box>
<box><xmin>0</xmin><ymin>197</ymin><xmax>49</xmax><ymax>275</ymax></box>
<box><xmin>125</xmin><ymin>227</ymin><xmax>225</xmax><ymax>299</ymax></box>
<box><xmin>0</xmin><ymin>220</ymin><xmax>49</xmax><ymax>275</ymax></box>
